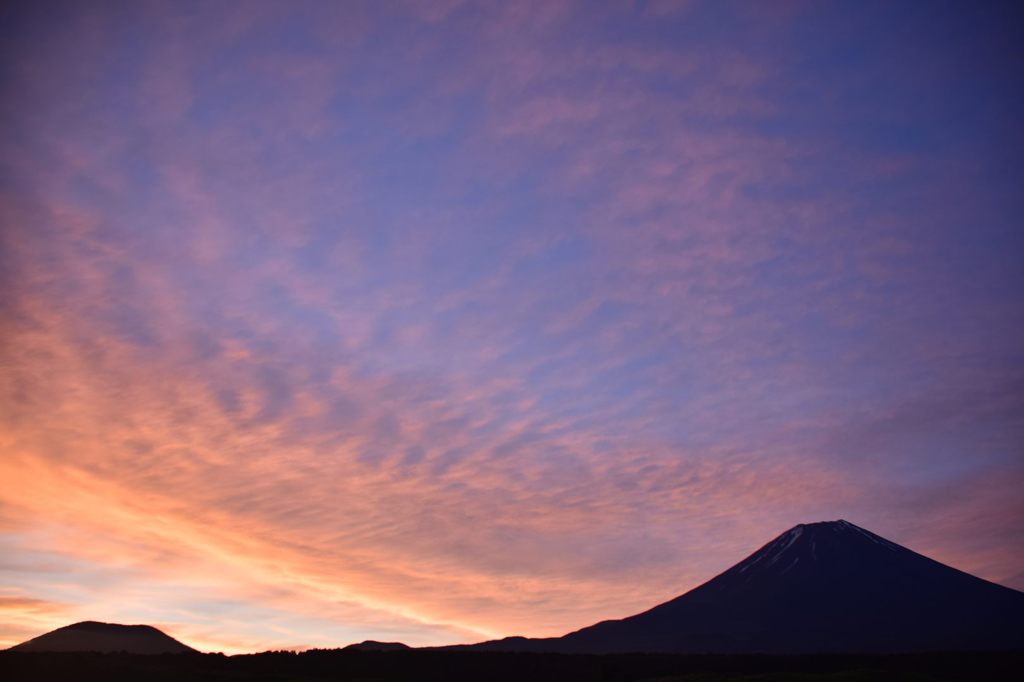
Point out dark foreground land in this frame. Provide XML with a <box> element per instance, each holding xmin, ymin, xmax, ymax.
<box><xmin>2</xmin><ymin>650</ymin><xmax>1022</xmax><ymax>681</ymax></box>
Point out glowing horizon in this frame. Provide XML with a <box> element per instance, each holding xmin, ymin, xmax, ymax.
<box><xmin>1</xmin><ymin>0</ymin><xmax>1022</xmax><ymax>653</ymax></box>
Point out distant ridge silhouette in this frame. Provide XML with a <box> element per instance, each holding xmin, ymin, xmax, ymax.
<box><xmin>456</xmin><ymin>520</ymin><xmax>1024</xmax><ymax>654</ymax></box>
<box><xmin>343</xmin><ymin>640</ymin><xmax>411</xmax><ymax>651</ymax></box>
<box><xmin>9</xmin><ymin>621</ymin><xmax>195</xmax><ymax>654</ymax></box>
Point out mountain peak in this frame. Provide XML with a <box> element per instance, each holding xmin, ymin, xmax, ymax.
<box><xmin>788</xmin><ymin>519</ymin><xmax>879</xmax><ymax>534</ymax></box>
<box><xmin>546</xmin><ymin>520</ymin><xmax>1024</xmax><ymax>654</ymax></box>
<box><xmin>797</xmin><ymin>518</ymin><xmax>851</xmax><ymax>528</ymax></box>
<box><xmin>729</xmin><ymin>519</ymin><xmax>915</xmax><ymax>580</ymax></box>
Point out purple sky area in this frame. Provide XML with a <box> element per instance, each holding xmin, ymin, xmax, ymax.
<box><xmin>1</xmin><ymin>0</ymin><xmax>1022</xmax><ymax>653</ymax></box>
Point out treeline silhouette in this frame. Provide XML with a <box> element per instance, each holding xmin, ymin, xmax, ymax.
<box><xmin>2</xmin><ymin>649</ymin><xmax>1021</xmax><ymax>681</ymax></box>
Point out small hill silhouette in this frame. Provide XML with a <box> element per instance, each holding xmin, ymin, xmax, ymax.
<box><xmin>343</xmin><ymin>640</ymin><xmax>411</xmax><ymax>651</ymax></box>
<box><xmin>9</xmin><ymin>621</ymin><xmax>195</xmax><ymax>654</ymax></box>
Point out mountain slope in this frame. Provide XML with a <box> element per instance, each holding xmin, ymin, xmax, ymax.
<box><xmin>470</xmin><ymin>520</ymin><xmax>1024</xmax><ymax>654</ymax></box>
<box><xmin>9</xmin><ymin>621</ymin><xmax>196</xmax><ymax>654</ymax></box>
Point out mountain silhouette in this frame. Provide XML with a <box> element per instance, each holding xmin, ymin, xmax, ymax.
<box><xmin>343</xmin><ymin>640</ymin><xmax>411</xmax><ymax>651</ymax></box>
<box><xmin>9</xmin><ymin>621</ymin><xmax>195</xmax><ymax>654</ymax></box>
<box><xmin>462</xmin><ymin>520</ymin><xmax>1024</xmax><ymax>654</ymax></box>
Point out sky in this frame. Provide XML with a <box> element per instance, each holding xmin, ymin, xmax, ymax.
<box><xmin>1</xmin><ymin>0</ymin><xmax>1022</xmax><ymax>654</ymax></box>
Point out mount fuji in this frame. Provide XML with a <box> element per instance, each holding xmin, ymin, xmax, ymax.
<box><xmin>464</xmin><ymin>520</ymin><xmax>1024</xmax><ymax>654</ymax></box>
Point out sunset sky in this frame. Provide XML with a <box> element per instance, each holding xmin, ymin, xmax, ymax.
<box><xmin>1</xmin><ymin>0</ymin><xmax>1022</xmax><ymax>654</ymax></box>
